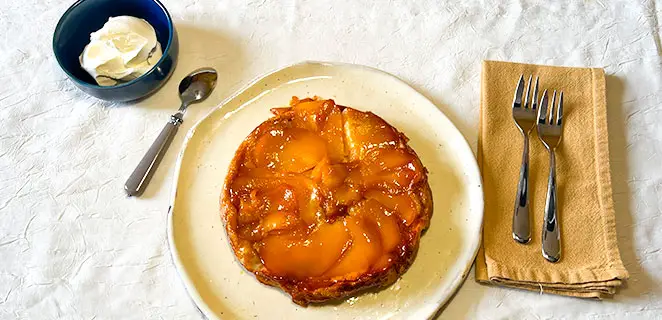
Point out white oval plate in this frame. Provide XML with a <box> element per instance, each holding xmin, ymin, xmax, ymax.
<box><xmin>167</xmin><ymin>61</ymin><xmax>483</xmax><ymax>320</ymax></box>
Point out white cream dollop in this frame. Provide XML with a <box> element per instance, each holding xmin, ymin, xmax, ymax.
<box><xmin>79</xmin><ymin>16</ymin><xmax>163</xmax><ymax>86</ymax></box>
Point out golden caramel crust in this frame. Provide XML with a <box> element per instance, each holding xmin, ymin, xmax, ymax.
<box><xmin>220</xmin><ymin>97</ymin><xmax>433</xmax><ymax>306</ymax></box>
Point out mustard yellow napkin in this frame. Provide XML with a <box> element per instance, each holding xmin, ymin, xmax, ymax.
<box><xmin>475</xmin><ymin>60</ymin><xmax>629</xmax><ymax>298</ymax></box>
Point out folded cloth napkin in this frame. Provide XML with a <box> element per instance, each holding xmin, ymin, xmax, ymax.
<box><xmin>475</xmin><ymin>60</ymin><xmax>629</xmax><ymax>298</ymax></box>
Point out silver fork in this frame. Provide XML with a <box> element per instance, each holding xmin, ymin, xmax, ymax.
<box><xmin>511</xmin><ymin>75</ymin><xmax>539</xmax><ymax>244</ymax></box>
<box><xmin>537</xmin><ymin>89</ymin><xmax>564</xmax><ymax>263</ymax></box>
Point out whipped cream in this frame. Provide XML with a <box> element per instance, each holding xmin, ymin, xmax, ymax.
<box><xmin>79</xmin><ymin>16</ymin><xmax>163</xmax><ymax>86</ymax></box>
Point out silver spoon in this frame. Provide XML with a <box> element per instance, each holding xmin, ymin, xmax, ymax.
<box><xmin>124</xmin><ymin>68</ymin><xmax>218</xmax><ymax>197</ymax></box>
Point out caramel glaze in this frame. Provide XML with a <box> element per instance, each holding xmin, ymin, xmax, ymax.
<box><xmin>220</xmin><ymin>97</ymin><xmax>433</xmax><ymax>305</ymax></box>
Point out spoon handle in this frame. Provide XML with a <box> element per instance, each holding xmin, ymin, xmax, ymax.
<box><xmin>124</xmin><ymin>114</ymin><xmax>183</xmax><ymax>197</ymax></box>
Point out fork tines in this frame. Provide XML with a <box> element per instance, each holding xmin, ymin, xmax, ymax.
<box><xmin>513</xmin><ymin>75</ymin><xmax>539</xmax><ymax>109</ymax></box>
<box><xmin>538</xmin><ymin>90</ymin><xmax>564</xmax><ymax>125</ymax></box>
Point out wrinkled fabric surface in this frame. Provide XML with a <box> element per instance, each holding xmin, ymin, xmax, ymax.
<box><xmin>0</xmin><ymin>0</ymin><xmax>660</xmax><ymax>319</ymax></box>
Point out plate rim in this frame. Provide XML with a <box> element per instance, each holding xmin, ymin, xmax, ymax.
<box><xmin>166</xmin><ymin>60</ymin><xmax>484</xmax><ymax>319</ymax></box>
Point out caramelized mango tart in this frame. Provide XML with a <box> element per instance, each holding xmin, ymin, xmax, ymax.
<box><xmin>220</xmin><ymin>97</ymin><xmax>433</xmax><ymax>306</ymax></box>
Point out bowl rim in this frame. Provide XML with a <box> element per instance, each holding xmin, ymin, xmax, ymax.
<box><xmin>52</xmin><ymin>0</ymin><xmax>175</xmax><ymax>90</ymax></box>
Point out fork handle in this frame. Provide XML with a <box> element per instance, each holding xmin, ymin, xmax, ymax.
<box><xmin>512</xmin><ymin>133</ymin><xmax>531</xmax><ymax>243</ymax></box>
<box><xmin>542</xmin><ymin>151</ymin><xmax>561</xmax><ymax>262</ymax></box>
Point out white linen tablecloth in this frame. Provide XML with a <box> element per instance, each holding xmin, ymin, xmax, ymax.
<box><xmin>1</xmin><ymin>0</ymin><xmax>660</xmax><ymax>318</ymax></box>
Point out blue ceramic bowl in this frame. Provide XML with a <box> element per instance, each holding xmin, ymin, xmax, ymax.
<box><xmin>53</xmin><ymin>0</ymin><xmax>178</xmax><ymax>102</ymax></box>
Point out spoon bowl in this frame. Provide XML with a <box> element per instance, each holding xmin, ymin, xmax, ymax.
<box><xmin>179</xmin><ymin>68</ymin><xmax>218</xmax><ymax>105</ymax></box>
